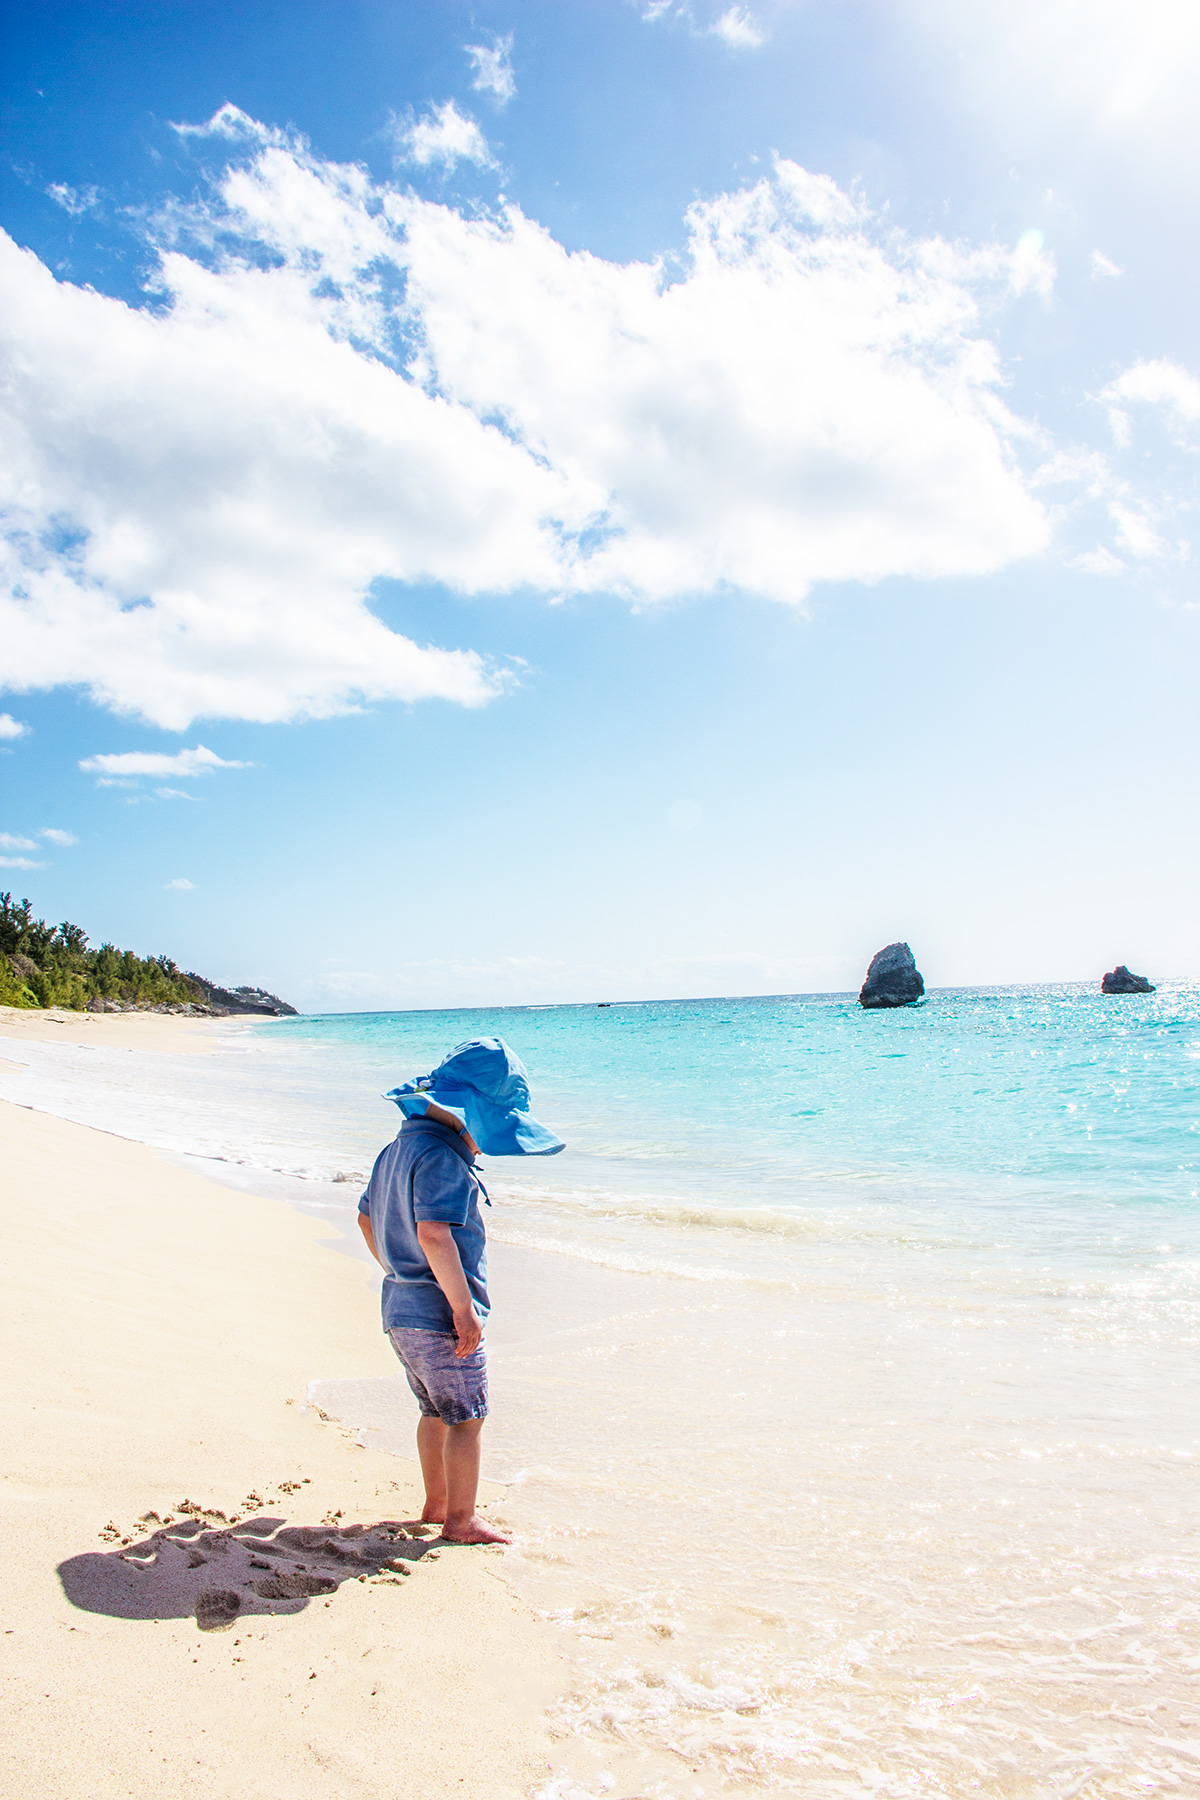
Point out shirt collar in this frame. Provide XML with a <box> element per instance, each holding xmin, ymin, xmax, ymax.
<box><xmin>400</xmin><ymin>1114</ymin><xmax>478</xmax><ymax>1168</ymax></box>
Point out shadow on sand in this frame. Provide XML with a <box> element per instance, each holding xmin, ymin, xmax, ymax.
<box><xmin>58</xmin><ymin>1515</ymin><xmax>433</xmax><ymax>1631</ymax></box>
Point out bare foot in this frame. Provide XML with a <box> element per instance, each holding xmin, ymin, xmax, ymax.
<box><xmin>419</xmin><ymin>1506</ymin><xmax>445</xmax><ymax>1525</ymax></box>
<box><xmin>440</xmin><ymin>1514</ymin><xmax>510</xmax><ymax>1545</ymax></box>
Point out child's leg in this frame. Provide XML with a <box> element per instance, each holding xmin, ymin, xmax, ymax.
<box><xmin>442</xmin><ymin>1419</ymin><xmax>509</xmax><ymax>1544</ymax></box>
<box><xmin>416</xmin><ymin>1415</ymin><xmax>448</xmax><ymax>1521</ymax></box>
<box><xmin>442</xmin><ymin>1418</ymin><xmax>482</xmax><ymax>1531</ymax></box>
<box><xmin>394</xmin><ymin>1330</ymin><xmax>509</xmax><ymax>1542</ymax></box>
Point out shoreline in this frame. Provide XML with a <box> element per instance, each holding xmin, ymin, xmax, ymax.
<box><xmin>0</xmin><ymin>1089</ymin><xmax>569</xmax><ymax>1800</ymax></box>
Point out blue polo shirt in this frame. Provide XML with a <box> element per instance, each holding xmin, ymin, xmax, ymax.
<box><xmin>358</xmin><ymin>1117</ymin><xmax>489</xmax><ymax>1333</ymax></box>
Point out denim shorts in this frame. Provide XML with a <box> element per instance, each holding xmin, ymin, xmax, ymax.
<box><xmin>387</xmin><ymin>1326</ymin><xmax>489</xmax><ymax>1426</ymax></box>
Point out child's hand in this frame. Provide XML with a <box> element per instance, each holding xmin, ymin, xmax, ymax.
<box><xmin>453</xmin><ymin>1305</ymin><xmax>482</xmax><ymax>1359</ymax></box>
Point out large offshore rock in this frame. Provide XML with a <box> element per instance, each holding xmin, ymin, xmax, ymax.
<box><xmin>1101</xmin><ymin>965</ymin><xmax>1156</xmax><ymax>994</ymax></box>
<box><xmin>859</xmin><ymin>942</ymin><xmax>925</xmax><ymax>1009</ymax></box>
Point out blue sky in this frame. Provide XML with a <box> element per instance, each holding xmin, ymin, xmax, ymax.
<box><xmin>2</xmin><ymin>0</ymin><xmax>1198</xmax><ymax>1008</ymax></box>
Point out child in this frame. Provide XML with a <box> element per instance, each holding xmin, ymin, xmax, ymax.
<box><xmin>357</xmin><ymin>1037</ymin><xmax>564</xmax><ymax>1544</ymax></box>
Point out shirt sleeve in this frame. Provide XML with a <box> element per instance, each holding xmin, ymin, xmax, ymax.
<box><xmin>359</xmin><ymin>1144</ymin><xmax>386</xmax><ymax>1216</ymax></box>
<box><xmin>411</xmin><ymin>1144</ymin><xmax>475</xmax><ymax>1227</ymax></box>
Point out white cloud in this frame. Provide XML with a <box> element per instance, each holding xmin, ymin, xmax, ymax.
<box><xmin>1009</xmin><ymin>228</ymin><xmax>1056</xmax><ymax>299</ymax></box>
<box><xmin>0</xmin><ymin>130</ymin><xmax>550</xmax><ymax>728</ymax></box>
<box><xmin>0</xmin><ymin>118</ymin><xmax>1061</xmax><ymax>729</ymax></box>
<box><xmin>1102</xmin><ymin>359</ymin><xmax>1200</xmax><ymax>446</ymax></box>
<box><xmin>79</xmin><ymin>745</ymin><xmax>248</xmax><ymax>778</ymax></box>
<box><xmin>916</xmin><ymin>223</ymin><xmax>1056</xmax><ymax>302</ymax></box>
<box><xmin>465</xmin><ymin>33</ymin><xmax>516</xmax><ymax>104</ymax></box>
<box><xmin>392</xmin><ymin>100</ymin><xmax>495</xmax><ymax>170</ymax></box>
<box><xmin>1071</xmin><ymin>546</ymin><xmax>1125</xmax><ymax>576</ymax></box>
<box><xmin>40</xmin><ymin>828</ymin><xmax>77</xmax><ymax>845</ymax></box>
<box><xmin>399</xmin><ymin>161</ymin><xmax>1050</xmax><ymax>600</ymax></box>
<box><xmin>171</xmin><ymin>103</ymin><xmax>286</xmax><ymax>145</ymax></box>
<box><xmin>47</xmin><ymin>182</ymin><xmax>100</xmax><ymax>217</ymax></box>
<box><xmin>0</xmin><ymin>856</ymin><xmax>45</xmax><ymax>869</ymax></box>
<box><xmin>0</xmin><ymin>714</ymin><xmax>27</xmax><ymax>739</ymax></box>
<box><xmin>1090</xmin><ymin>250</ymin><xmax>1123</xmax><ymax>280</ymax></box>
<box><xmin>164</xmin><ymin>877</ymin><xmax>195</xmax><ymax>890</ymax></box>
<box><xmin>710</xmin><ymin>7</ymin><xmax>766</xmax><ymax>48</ymax></box>
<box><xmin>1109</xmin><ymin>500</ymin><xmax>1167</xmax><ymax>561</ymax></box>
<box><xmin>155</xmin><ymin>786</ymin><xmax>198</xmax><ymax>801</ymax></box>
<box><xmin>1034</xmin><ymin>443</ymin><xmax>1183</xmax><ymax>572</ymax></box>
<box><xmin>639</xmin><ymin>2</ymin><xmax>766</xmax><ymax>47</ymax></box>
<box><xmin>0</xmin><ymin>833</ymin><xmax>38</xmax><ymax>851</ymax></box>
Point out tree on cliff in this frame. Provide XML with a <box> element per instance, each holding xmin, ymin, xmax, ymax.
<box><xmin>1</xmin><ymin>891</ymin><xmax>216</xmax><ymax>1011</ymax></box>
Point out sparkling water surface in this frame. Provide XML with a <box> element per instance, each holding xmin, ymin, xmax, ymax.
<box><xmin>281</xmin><ymin>979</ymin><xmax>1200</xmax><ymax>1203</ymax></box>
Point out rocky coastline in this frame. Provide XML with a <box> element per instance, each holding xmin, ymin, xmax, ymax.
<box><xmin>86</xmin><ymin>982</ymin><xmax>297</xmax><ymax>1018</ymax></box>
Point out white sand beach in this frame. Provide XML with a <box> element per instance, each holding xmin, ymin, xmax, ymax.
<box><xmin>0</xmin><ymin>1061</ymin><xmax>566</xmax><ymax>1800</ymax></box>
<box><xmin>0</xmin><ymin>1003</ymin><xmax>225</xmax><ymax>1054</ymax></box>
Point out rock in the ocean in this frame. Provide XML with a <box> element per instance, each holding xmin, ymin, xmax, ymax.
<box><xmin>859</xmin><ymin>942</ymin><xmax>925</xmax><ymax>1009</ymax></box>
<box><xmin>1101</xmin><ymin>965</ymin><xmax>1156</xmax><ymax>994</ymax></box>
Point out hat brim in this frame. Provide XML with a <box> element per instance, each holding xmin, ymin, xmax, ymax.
<box><xmin>388</xmin><ymin>1086</ymin><xmax>565</xmax><ymax>1157</ymax></box>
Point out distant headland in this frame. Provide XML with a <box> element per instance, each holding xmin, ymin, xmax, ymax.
<box><xmin>0</xmin><ymin>892</ymin><xmax>296</xmax><ymax>1017</ymax></box>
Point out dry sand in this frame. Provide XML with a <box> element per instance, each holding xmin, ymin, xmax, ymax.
<box><xmin>0</xmin><ymin>1095</ymin><xmax>566</xmax><ymax>1800</ymax></box>
<box><xmin>0</xmin><ymin>1003</ymin><xmax>229</xmax><ymax>1054</ymax></box>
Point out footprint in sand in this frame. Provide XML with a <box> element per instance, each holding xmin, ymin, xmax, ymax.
<box><xmin>249</xmin><ymin>1571</ymin><xmax>338</xmax><ymax>1601</ymax></box>
<box><xmin>195</xmin><ymin>1589</ymin><xmax>242</xmax><ymax>1632</ymax></box>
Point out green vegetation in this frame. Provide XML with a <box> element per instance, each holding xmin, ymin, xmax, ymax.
<box><xmin>0</xmin><ymin>892</ymin><xmax>202</xmax><ymax>1012</ymax></box>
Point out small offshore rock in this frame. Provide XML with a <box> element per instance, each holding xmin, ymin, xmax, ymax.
<box><xmin>1101</xmin><ymin>965</ymin><xmax>1156</xmax><ymax>994</ymax></box>
<box><xmin>859</xmin><ymin>942</ymin><xmax>925</xmax><ymax>1009</ymax></box>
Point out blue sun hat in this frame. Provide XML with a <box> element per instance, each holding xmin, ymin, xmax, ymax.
<box><xmin>385</xmin><ymin>1037</ymin><xmax>565</xmax><ymax>1157</ymax></box>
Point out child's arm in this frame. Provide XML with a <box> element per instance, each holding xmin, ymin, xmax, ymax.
<box><xmin>358</xmin><ymin>1212</ymin><xmax>384</xmax><ymax>1266</ymax></box>
<box><xmin>416</xmin><ymin>1221</ymin><xmax>482</xmax><ymax>1359</ymax></box>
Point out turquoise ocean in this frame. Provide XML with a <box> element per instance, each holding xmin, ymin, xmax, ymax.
<box><xmin>4</xmin><ymin>983</ymin><xmax>1199</xmax><ymax>1798</ymax></box>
